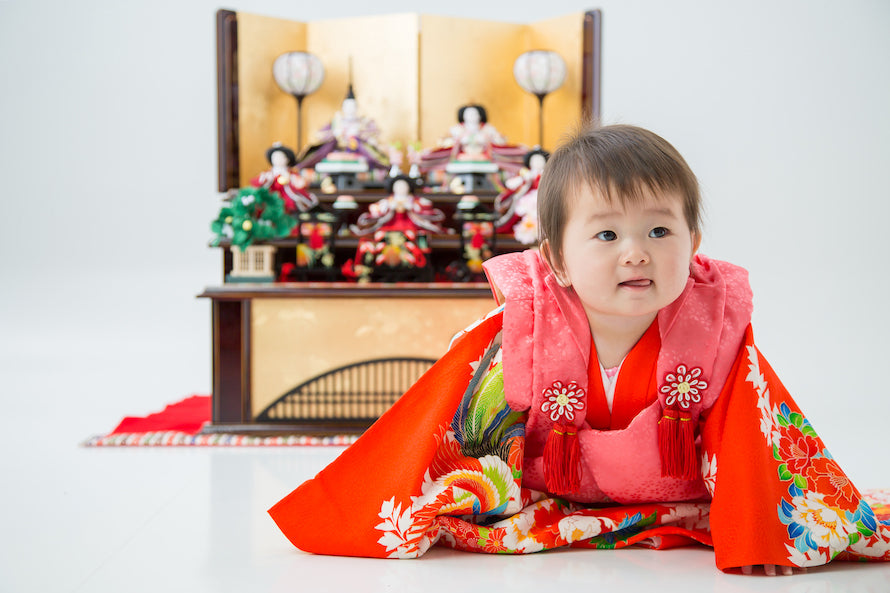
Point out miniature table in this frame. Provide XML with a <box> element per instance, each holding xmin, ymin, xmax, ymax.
<box><xmin>445</xmin><ymin>161</ymin><xmax>500</xmax><ymax>192</ymax></box>
<box><xmin>315</xmin><ymin>160</ymin><xmax>370</xmax><ymax>191</ymax></box>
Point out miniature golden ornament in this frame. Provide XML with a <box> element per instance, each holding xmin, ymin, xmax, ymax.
<box><xmin>320</xmin><ymin>177</ymin><xmax>337</xmax><ymax>194</ymax></box>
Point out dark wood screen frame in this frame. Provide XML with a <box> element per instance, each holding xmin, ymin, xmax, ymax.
<box><xmin>582</xmin><ymin>9</ymin><xmax>602</xmax><ymax>122</ymax></box>
<box><xmin>216</xmin><ymin>9</ymin><xmax>239</xmax><ymax>192</ymax></box>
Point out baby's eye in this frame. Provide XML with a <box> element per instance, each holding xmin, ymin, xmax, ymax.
<box><xmin>595</xmin><ymin>230</ymin><xmax>617</xmax><ymax>241</ymax></box>
<box><xmin>649</xmin><ymin>227</ymin><xmax>669</xmax><ymax>238</ymax></box>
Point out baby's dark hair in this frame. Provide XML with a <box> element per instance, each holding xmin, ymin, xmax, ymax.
<box><xmin>538</xmin><ymin>123</ymin><xmax>701</xmax><ymax>271</ymax></box>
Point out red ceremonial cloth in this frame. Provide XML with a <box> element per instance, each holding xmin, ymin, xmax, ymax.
<box><xmin>110</xmin><ymin>395</ymin><xmax>211</xmax><ymax>435</ymax></box>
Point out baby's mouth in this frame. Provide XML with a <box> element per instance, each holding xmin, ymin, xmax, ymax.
<box><xmin>620</xmin><ymin>279</ymin><xmax>652</xmax><ymax>287</ymax></box>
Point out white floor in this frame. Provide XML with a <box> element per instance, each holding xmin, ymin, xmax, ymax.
<box><xmin>2</xmin><ymin>353</ymin><xmax>889</xmax><ymax>593</ymax></box>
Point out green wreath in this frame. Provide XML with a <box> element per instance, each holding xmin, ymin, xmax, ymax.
<box><xmin>210</xmin><ymin>186</ymin><xmax>296</xmax><ymax>250</ymax></box>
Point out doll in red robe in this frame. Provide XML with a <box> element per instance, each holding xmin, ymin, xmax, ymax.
<box><xmin>494</xmin><ymin>148</ymin><xmax>549</xmax><ymax>241</ymax></box>
<box><xmin>269</xmin><ymin>124</ymin><xmax>890</xmax><ymax>574</ymax></box>
<box><xmin>341</xmin><ymin>174</ymin><xmax>445</xmax><ymax>282</ymax></box>
<box><xmin>250</xmin><ymin>143</ymin><xmax>318</xmax><ymax>213</ymax></box>
<box><xmin>418</xmin><ymin>104</ymin><xmax>526</xmax><ymax>176</ymax></box>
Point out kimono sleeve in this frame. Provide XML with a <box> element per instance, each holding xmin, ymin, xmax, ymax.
<box><xmin>268</xmin><ymin>309</ymin><xmax>505</xmax><ymax>558</ymax></box>
<box><xmin>699</xmin><ymin>326</ymin><xmax>889</xmax><ymax>571</ymax></box>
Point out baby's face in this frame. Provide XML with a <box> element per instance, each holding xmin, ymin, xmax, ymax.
<box><xmin>556</xmin><ymin>185</ymin><xmax>698</xmax><ymax>331</ymax></box>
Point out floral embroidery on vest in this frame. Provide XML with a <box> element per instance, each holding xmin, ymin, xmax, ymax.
<box><xmin>541</xmin><ymin>380</ymin><xmax>586</xmax><ymax>422</ymax></box>
<box><xmin>660</xmin><ymin>364</ymin><xmax>708</xmax><ymax>409</ymax></box>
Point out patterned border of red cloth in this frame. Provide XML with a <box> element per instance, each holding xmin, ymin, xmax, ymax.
<box><xmin>82</xmin><ymin>431</ymin><xmax>359</xmax><ymax>447</ymax></box>
<box><xmin>82</xmin><ymin>394</ymin><xmax>359</xmax><ymax>447</ymax></box>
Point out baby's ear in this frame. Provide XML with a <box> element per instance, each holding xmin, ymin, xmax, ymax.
<box><xmin>691</xmin><ymin>230</ymin><xmax>702</xmax><ymax>256</ymax></box>
<box><xmin>540</xmin><ymin>239</ymin><xmax>569</xmax><ymax>287</ymax></box>
<box><xmin>539</xmin><ymin>239</ymin><xmax>556</xmax><ymax>270</ymax></box>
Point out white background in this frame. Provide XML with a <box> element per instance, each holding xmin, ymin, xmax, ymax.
<box><xmin>1</xmin><ymin>1</ymin><xmax>889</xmax><ymax>590</ymax></box>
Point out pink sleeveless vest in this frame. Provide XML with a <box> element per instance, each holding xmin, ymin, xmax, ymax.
<box><xmin>482</xmin><ymin>250</ymin><xmax>753</xmax><ymax>504</ymax></box>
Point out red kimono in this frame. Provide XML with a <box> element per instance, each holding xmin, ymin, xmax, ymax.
<box><xmin>269</xmin><ymin>251</ymin><xmax>890</xmax><ymax>571</ymax></box>
<box><xmin>250</xmin><ymin>168</ymin><xmax>317</xmax><ymax>214</ymax></box>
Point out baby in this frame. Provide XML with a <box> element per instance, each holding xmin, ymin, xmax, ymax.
<box><xmin>269</xmin><ymin>123</ymin><xmax>889</xmax><ymax>574</ymax></box>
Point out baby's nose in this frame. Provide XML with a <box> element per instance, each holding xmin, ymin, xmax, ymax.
<box><xmin>623</xmin><ymin>241</ymin><xmax>650</xmax><ymax>265</ymax></box>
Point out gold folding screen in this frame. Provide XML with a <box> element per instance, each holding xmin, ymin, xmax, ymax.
<box><xmin>217</xmin><ymin>9</ymin><xmax>601</xmax><ymax>190</ymax></box>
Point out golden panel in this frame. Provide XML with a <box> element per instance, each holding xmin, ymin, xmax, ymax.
<box><xmin>236</xmin><ymin>13</ymin><xmax>307</xmax><ymax>186</ymax></box>
<box><xmin>419</xmin><ymin>15</ymin><xmax>528</xmax><ymax>149</ymax></box>
<box><xmin>250</xmin><ymin>296</ymin><xmax>496</xmax><ymax>416</ymax></box>
<box><xmin>304</xmin><ymin>13</ymin><xmax>420</xmax><ymax>152</ymax></box>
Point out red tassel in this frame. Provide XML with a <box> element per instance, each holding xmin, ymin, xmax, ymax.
<box><xmin>658</xmin><ymin>411</ymin><xmax>678</xmax><ymax>475</ymax></box>
<box><xmin>543</xmin><ymin>421</ymin><xmax>581</xmax><ymax>495</ymax></box>
<box><xmin>658</xmin><ymin>408</ymin><xmax>698</xmax><ymax>480</ymax></box>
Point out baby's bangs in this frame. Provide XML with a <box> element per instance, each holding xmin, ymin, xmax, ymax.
<box><xmin>567</xmin><ymin>135</ymin><xmax>693</xmax><ymax>213</ymax></box>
